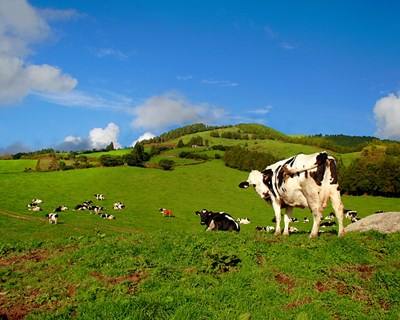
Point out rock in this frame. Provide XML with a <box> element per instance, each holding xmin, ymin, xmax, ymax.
<box><xmin>345</xmin><ymin>212</ymin><xmax>400</xmax><ymax>234</ymax></box>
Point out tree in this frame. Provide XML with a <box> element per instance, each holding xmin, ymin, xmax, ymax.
<box><xmin>105</xmin><ymin>142</ymin><xmax>115</xmax><ymax>151</ymax></box>
<box><xmin>177</xmin><ymin>139</ymin><xmax>185</xmax><ymax>148</ymax></box>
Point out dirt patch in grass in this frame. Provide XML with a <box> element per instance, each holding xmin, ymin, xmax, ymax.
<box><xmin>0</xmin><ymin>249</ymin><xmax>48</xmax><ymax>267</ymax></box>
<box><xmin>275</xmin><ymin>272</ymin><xmax>295</xmax><ymax>294</ymax></box>
<box><xmin>0</xmin><ymin>288</ymin><xmax>55</xmax><ymax>320</ymax></box>
<box><xmin>314</xmin><ymin>281</ymin><xmax>329</xmax><ymax>293</ymax></box>
<box><xmin>90</xmin><ymin>270</ymin><xmax>146</xmax><ymax>292</ymax></box>
<box><xmin>286</xmin><ymin>297</ymin><xmax>312</xmax><ymax>309</ymax></box>
<box><xmin>331</xmin><ymin>264</ymin><xmax>375</xmax><ymax>280</ymax></box>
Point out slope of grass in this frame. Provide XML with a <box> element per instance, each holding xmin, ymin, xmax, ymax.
<box><xmin>1</xmin><ymin>161</ymin><xmax>400</xmax><ymax>319</ymax></box>
<box><xmin>0</xmin><ymin>159</ymin><xmax>37</xmax><ymax>173</ymax></box>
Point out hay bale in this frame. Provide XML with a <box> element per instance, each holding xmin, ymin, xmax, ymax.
<box><xmin>345</xmin><ymin>212</ymin><xmax>400</xmax><ymax>234</ymax></box>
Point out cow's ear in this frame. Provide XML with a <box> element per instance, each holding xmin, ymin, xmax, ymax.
<box><xmin>239</xmin><ymin>181</ymin><xmax>250</xmax><ymax>188</ymax></box>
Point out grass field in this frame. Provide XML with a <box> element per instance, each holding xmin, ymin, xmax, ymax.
<box><xmin>0</xmin><ymin>159</ymin><xmax>37</xmax><ymax>173</ymax></box>
<box><xmin>1</xmin><ymin>160</ymin><xmax>400</xmax><ymax>319</ymax></box>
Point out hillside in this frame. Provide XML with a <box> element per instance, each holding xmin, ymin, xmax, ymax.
<box><xmin>0</xmin><ymin>161</ymin><xmax>400</xmax><ymax>319</ymax></box>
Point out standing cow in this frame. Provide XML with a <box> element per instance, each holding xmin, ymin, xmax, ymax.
<box><xmin>239</xmin><ymin>152</ymin><xmax>344</xmax><ymax>238</ymax></box>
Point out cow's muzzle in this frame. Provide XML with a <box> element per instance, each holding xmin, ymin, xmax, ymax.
<box><xmin>239</xmin><ymin>181</ymin><xmax>250</xmax><ymax>189</ymax></box>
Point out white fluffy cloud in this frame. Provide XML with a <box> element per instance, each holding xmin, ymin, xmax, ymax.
<box><xmin>89</xmin><ymin>122</ymin><xmax>121</xmax><ymax>149</ymax></box>
<box><xmin>131</xmin><ymin>132</ymin><xmax>155</xmax><ymax>147</ymax></box>
<box><xmin>374</xmin><ymin>93</ymin><xmax>400</xmax><ymax>140</ymax></box>
<box><xmin>132</xmin><ymin>92</ymin><xmax>225</xmax><ymax>131</ymax></box>
<box><xmin>59</xmin><ymin>123</ymin><xmax>121</xmax><ymax>151</ymax></box>
<box><xmin>0</xmin><ymin>0</ymin><xmax>77</xmax><ymax>105</ymax></box>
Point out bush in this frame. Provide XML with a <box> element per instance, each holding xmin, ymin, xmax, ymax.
<box><xmin>99</xmin><ymin>155</ymin><xmax>124</xmax><ymax>167</ymax></box>
<box><xmin>159</xmin><ymin>159</ymin><xmax>175</xmax><ymax>170</ymax></box>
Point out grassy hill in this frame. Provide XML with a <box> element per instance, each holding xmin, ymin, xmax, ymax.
<box><xmin>0</xmin><ymin>160</ymin><xmax>400</xmax><ymax>319</ymax></box>
<box><xmin>1</xmin><ymin>124</ymin><xmax>400</xmax><ymax>318</ymax></box>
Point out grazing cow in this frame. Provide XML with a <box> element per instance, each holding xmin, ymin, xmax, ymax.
<box><xmin>351</xmin><ymin>216</ymin><xmax>360</xmax><ymax>223</ymax></box>
<box><xmin>289</xmin><ymin>226</ymin><xmax>299</xmax><ymax>233</ymax></box>
<box><xmin>30</xmin><ymin>206</ymin><xmax>42</xmax><ymax>212</ymax></box>
<box><xmin>324</xmin><ymin>212</ymin><xmax>336</xmax><ymax>221</ymax></box>
<box><xmin>303</xmin><ymin>217</ymin><xmax>310</xmax><ymax>223</ymax></box>
<box><xmin>92</xmin><ymin>206</ymin><xmax>104</xmax><ymax>214</ymax></box>
<box><xmin>290</xmin><ymin>217</ymin><xmax>299</xmax><ymax>223</ymax></box>
<box><xmin>159</xmin><ymin>208</ymin><xmax>174</xmax><ymax>217</ymax></box>
<box><xmin>236</xmin><ymin>217</ymin><xmax>251</xmax><ymax>224</ymax></box>
<box><xmin>100</xmin><ymin>213</ymin><xmax>115</xmax><ymax>220</ymax></box>
<box><xmin>320</xmin><ymin>220</ymin><xmax>336</xmax><ymax>228</ymax></box>
<box><xmin>113</xmin><ymin>202</ymin><xmax>125</xmax><ymax>210</ymax></box>
<box><xmin>239</xmin><ymin>152</ymin><xmax>344</xmax><ymax>238</ymax></box>
<box><xmin>195</xmin><ymin>209</ymin><xmax>240</xmax><ymax>232</ymax></box>
<box><xmin>95</xmin><ymin>194</ymin><xmax>105</xmax><ymax>200</ymax></box>
<box><xmin>31</xmin><ymin>198</ymin><xmax>43</xmax><ymax>205</ymax></box>
<box><xmin>344</xmin><ymin>209</ymin><xmax>358</xmax><ymax>220</ymax></box>
<box><xmin>255</xmin><ymin>225</ymin><xmax>275</xmax><ymax>232</ymax></box>
<box><xmin>55</xmin><ymin>205</ymin><xmax>68</xmax><ymax>212</ymax></box>
<box><xmin>46</xmin><ymin>213</ymin><xmax>58</xmax><ymax>224</ymax></box>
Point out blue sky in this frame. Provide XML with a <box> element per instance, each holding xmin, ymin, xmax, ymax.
<box><xmin>1</xmin><ymin>0</ymin><xmax>400</xmax><ymax>153</ymax></box>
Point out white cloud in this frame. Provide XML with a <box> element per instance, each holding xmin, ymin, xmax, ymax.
<box><xmin>374</xmin><ymin>93</ymin><xmax>400</xmax><ymax>140</ymax></box>
<box><xmin>89</xmin><ymin>123</ymin><xmax>121</xmax><ymax>149</ymax></box>
<box><xmin>131</xmin><ymin>92</ymin><xmax>225</xmax><ymax>131</ymax></box>
<box><xmin>95</xmin><ymin>48</ymin><xmax>128</xmax><ymax>60</ymax></box>
<box><xmin>248</xmin><ymin>105</ymin><xmax>272</xmax><ymax>115</ymax></box>
<box><xmin>0</xmin><ymin>0</ymin><xmax>78</xmax><ymax>105</ymax></box>
<box><xmin>279</xmin><ymin>42</ymin><xmax>296</xmax><ymax>50</ymax></box>
<box><xmin>38</xmin><ymin>8</ymin><xmax>83</xmax><ymax>21</ymax></box>
<box><xmin>64</xmin><ymin>135</ymin><xmax>82</xmax><ymax>144</ymax></box>
<box><xmin>58</xmin><ymin>123</ymin><xmax>121</xmax><ymax>151</ymax></box>
<box><xmin>36</xmin><ymin>90</ymin><xmax>133</xmax><ymax>112</ymax></box>
<box><xmin>131</xmin><ymin>132</ymin><xmax>156</xmax><ymax>147</ymax></box>
<box><xmin>201</xmin><ymin>79</ymin><xmax>239</xmax><ymax>87</ymax></box>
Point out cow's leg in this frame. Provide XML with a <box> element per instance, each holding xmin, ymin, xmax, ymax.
<box><xmin>309</xmin><ymin>205</ymin><xmax>322</xmax><ymax>238</ymax></box>
<box><xmin>283</xmin><ymin>206</ymin><xmax>293</xmax><ymax>236</ymax></box>
<box><xmin>330</xmin><ymin>190</ymin><xmax>345</xmax><ymax>237</ymax></box>
<box><xmin>272</xmin><ymin>201</ymin><xmax>282</xmax><ymax>235</ymax></box>
<box><xmin>206</xmin><ymin>220</ymin><xmax>216</xmax><ymax>231</ymax></box>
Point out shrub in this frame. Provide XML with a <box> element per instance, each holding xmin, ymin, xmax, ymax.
<box><xmin>99</xmin><ymin>155</ymin><xmax>124</xmax><ymax>167</ymax></box>
<box><xmin>159</xmin><ymin>159</ymin><xmax>175</xmax><ymax>170</ymax></box>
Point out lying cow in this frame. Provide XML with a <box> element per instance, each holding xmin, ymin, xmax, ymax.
<box><xmin>95</xmin><ymin>194</ymin><xmax>105</xmax><ymax>200</ymax></box>
<box><xmin>239</xmin><ymin>152</ymin><xmax>344</xmax><ymax>238</ymax></box>
<box><xmin>100</xmin><ymin>213</ymin><xmax>115</xmax><ymax>220</ymax></box>
<box><xmin>113</xmin><ymin>202</ymin><xmax>125</xmax><ymax>210</ymax></box>
<box><xmin>195</xmin><ymin>209</ymin><xmax>240</xmax><ymax>232</ymax></box>
<box><xmin>159</xmin><ymin>208</ymin><xmax>174</xmax><ymax>217</ymax></box>
<box><xmin>55</xmin><ymin>205</ymin><xmax>68</xmax><ymax>212</ymax></box>
<box><xmin>46</xmin><ymin>213</ymin><xmax>58</xmax><ymax>224</ymax></box>
<box><xmin>255</xmin><ymin>225</ymin><xmax>275</xmax><ymax>232</ymax></box>
<box><xmin>236</xmin><ymin>217</ymin><xmax>251</xmax><ymax>224</ymax></box>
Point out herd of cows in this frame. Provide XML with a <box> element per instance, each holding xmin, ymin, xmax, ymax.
<box><xmin>25</xmin><ymin>151</ymin><xmax>373</xmax><ymax>237</ymax></box>
<box><xmin>27</xmin><ymin>194</ymin><xmax>125</xmax><ymax>224</ymax></box>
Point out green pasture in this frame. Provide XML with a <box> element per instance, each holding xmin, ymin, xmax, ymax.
<box><xmin>1</xmin><ymin>160</ymin><xmax>400</xmax><ymax>319</ymax></box>
<box><xmin>0</xmin><ymin>159</ymin><xmax>37</xmax><ymax>173</ymax></box>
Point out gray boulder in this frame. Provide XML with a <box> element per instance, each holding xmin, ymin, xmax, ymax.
<box><xmin>345</xmin><ymin>212</ymin><xmax>400</xmax><ymax>234</ymax></box>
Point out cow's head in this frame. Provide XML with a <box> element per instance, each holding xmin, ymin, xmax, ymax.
<box><xmin>239</xmin><ymin>170</ymin><xmax>264</xmax><ymax>188</ymax></box>
<box><xmin>195</xmin><ymin>209</ymin><xmax>212</xmax><ymax>225</ymax></box>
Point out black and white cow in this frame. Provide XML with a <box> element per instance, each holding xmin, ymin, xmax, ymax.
<box><xmin>95</xmin><ymin>194</ymin><xmax>105</xmax><ymax>200</ymax></box>
<box><xmin>239</xmin><ymin>152</ymin><xmax>344</xmax><ymax>238</ymax></box>
<box><xmin>100</xmin><ymin>213</ymin><xmax>115</xmax><ymax>220</ymax></box>
<box><xmin>113</xmin><ymin>202</ymin><xmax>125</xmax><ymax>210</ymax></box>
<box><xmin>46</xmin><ymin>213</ymin><xmax>58</xmax><ymax>224</ymax></box>
<box><xmin>236</xmin><ymin>217</ymin><xmax>251</xmax><ymax>224</ymax></box>
<box><xmin>195</xmin><ymin>209</ymin><xmax>240</xmax><ymax>232</ymax></box>
<box><xmin>344</xmin><ymin>209</ymin><xmax>358</xmax><ymax>219</ymax></box>
<box><xmin>255</xmin><ymin>225</ymin><xmax>275</xmax><ymax>232</ymax></box>
<box><xmin>55</xmin><ymin>205</ymin><xmax>68</xmax><ymax>212</ymax></box>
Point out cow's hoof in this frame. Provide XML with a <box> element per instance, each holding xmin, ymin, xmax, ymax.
<box><xmin>282</xmin><ymin>231</ymin><xmax>289</xmax><ymax>236</ymax></box>
<box><xmin>274</xmin><ymin>231</ymin><xmax>281</xmax><ymax>236</ymax></box>
<box><xmin>309</xmin><ymin>233</ymin><xmax>318</xmax><ymax>239</ymax></box>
